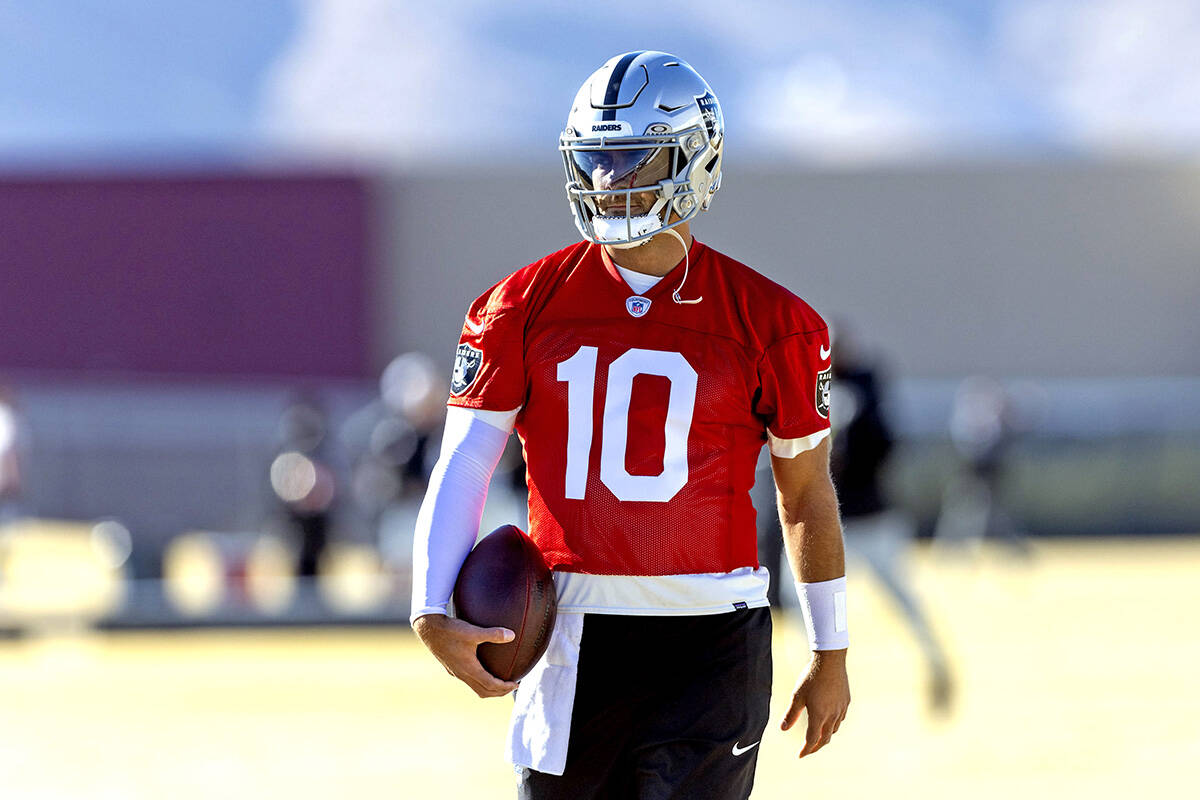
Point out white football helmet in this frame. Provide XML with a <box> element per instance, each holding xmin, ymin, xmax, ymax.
<box><xmin>560</xmin><ymin>51</ymin><xmax>725</xmax><ymax>248</ymax></box>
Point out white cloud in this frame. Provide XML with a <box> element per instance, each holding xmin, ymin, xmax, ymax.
<box><xmin>745</xmin><ymin>53</ymin><xmax>941</xmax><ymax>162</ymax></box>
<box><xmin>258</xmin><ymin>0</ymin><xmax>1200</xmax><ymax>165</ymax></box>
<box><xmin>259</xmin><ymin>0</ymin><xmax>552</xmax><ymax>162</ymax></box>
<box><xmin>998</xmin><ymin>0</ymin><xmax>1200</xmax><ymax>152</ymax></box>
<box><xmin>723</xmin><ymin>2</ymin><xmax>990</xmax><ymax>162</ymax></box>
<box><xmin>260</xmin><ymin>0</ymin><xmax>977</xmax><ymax>165</ymax></box>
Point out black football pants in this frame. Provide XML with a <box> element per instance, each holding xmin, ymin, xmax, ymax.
<box><xmin>518</xmin><ymin>607</ymin><xmax>772</xmax><ymax>800</ymax></box>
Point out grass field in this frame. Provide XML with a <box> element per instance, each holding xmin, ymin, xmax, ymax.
<box><xmin>0</xmin><ymin>538</ymin><xmax>1197</xmax><ymax>799</ymax></box>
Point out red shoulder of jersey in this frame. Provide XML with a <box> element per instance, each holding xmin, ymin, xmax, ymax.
<box><xmin>699</xmin><ymin>246</ymin><xmax>832</xmax><ymax>445</ymax></box>
<box><xmin>448</xmin><ymin>241</ymin><xmax>589</xmax><ymax>410</ymax></box>
<box><xmin>467</xmin><ymin>241</ymin><xmax>588</xmax><ymax>319</ymax></box>
<box><xmin>703</xmin><ymin>246</ymin><xmax>827</xmax><ymax>349</ymax></box>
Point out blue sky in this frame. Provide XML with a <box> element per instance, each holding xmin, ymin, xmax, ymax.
<box><xmin>0</xmin><ymin>2</ymin><xmax>292</xmax><ymax>155</ymax></box>
<box><xmin>3</xmin><ymin>1</ymin><xmax>1198</xmax><ymax>167</ymax></box>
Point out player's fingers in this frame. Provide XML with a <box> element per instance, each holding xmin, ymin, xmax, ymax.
<box><xmin>780</xmin><ymin>691</ymin><xmax>806</xmax><ymax>731</ymax></box>
<box><xmin>801</xmin><ymin>733</ymin><xmax>831</xmax><ymax>757</ymax></box>
<box><xmin>817</xmin><ymin>711</ymin><xmax>843</xmax><ymax>746</ymax></box>
<box><xmin>799</xmin><ymin>718</ymin><xmax>820</xmax><ymax>757</ymax></box>
<box><xmin>477</xmin><ymin>626</ymin><xmax>516</xmax><ymax>645</ymax></box>
<box><xmin>474</xmin><ymin>666</ymin><xmax>520</xmax><ymax>696</ymax></box>
<box><xmin>463</xmin><ymin>665</ymin><xmax>519</xmax><ymax>698</ymax></box>
<box><xmin>799</xmin><ymin>715</ymin><xmax>829</xmax><ymax>758</ymax></box>
<box><xmin>443</xmin><ymin>645</ymin><xmax>519</xmax><ymax>698</ymax></box>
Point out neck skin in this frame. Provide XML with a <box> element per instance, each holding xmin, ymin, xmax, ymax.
<box><xmin>602</xmin><ymin>221</ymin><xmax>692</xmax><ymax>277</ymax></box>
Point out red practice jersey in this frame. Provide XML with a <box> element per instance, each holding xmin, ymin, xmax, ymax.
<box><xmin>447</xmin><ymin>239</ymin><xmax>830</xmax><ymax>577</ymax></box>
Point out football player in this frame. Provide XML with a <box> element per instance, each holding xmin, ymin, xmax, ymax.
<box><xmin>412</xmin><ymin>51</ymin><xmax>850</xmax><ymax>799</ymax></box>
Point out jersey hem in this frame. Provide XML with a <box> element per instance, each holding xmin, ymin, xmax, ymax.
<box><xmin>551</xmin><ymin>567</ymin><xmax>771</xmax><ymax>616</ymax></box>
<box><xmin>554</xmin><ymin>598</ymin><xmax>770</xmax><ymax>616</ymax></box>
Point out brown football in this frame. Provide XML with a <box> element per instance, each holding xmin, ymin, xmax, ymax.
<box><xmin>452</xmin><ymin>524</ymin><xmax>558</xmax><ymax>682</ymax></box>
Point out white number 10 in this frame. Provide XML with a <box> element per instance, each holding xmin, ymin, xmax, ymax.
<box><xmin>556</xmin><ymin>346</ymin><xmax>697</xmax><ymax>503</ymax></box>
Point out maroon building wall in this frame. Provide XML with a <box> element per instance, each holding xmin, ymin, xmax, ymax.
<box><xmin>0</xmin><ymin>172</ymin><xmax>372</xmax><ymax>379</ymax></box>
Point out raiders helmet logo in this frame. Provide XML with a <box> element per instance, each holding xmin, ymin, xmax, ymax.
<box><xmin>450</xmin><ymin>343</ymin><xmax>483</xmax><ymax>396</ymax></box>
<box><xmin>815</xmin><ymin>366</ymin><xmax>832</xmax><ymax>419</ymax></box>
<box><xmin>696</xmin><ymin>91</ymin><xmax>723</xmax><ymax>141</ymax></box>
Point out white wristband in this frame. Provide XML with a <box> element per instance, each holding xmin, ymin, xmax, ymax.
<box><xmin>796</xmin><ymin>576</ymin><xmax>849</xmax><ymax>651</ymax></box>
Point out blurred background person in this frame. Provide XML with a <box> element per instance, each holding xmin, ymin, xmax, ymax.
<box><xmin>0</xmin><ymin>386</ymin><xmax>28</xmax><ymax>527</ymax></box>
<box><xmin>754</xmin><ymin>452</ymin><xmax>787</xmax><ymax>609</ymax></box>
<box><xmin>934</xmin><ymin>376</ymin><xmax>1032</xmax><ymax>558</ymax></box>
<box><xmin>829</xmin><ymin>321</ymin><xmax>955</xmax><ymax>715</ymax></box>
<box><xmin>271</xmin><ymin>396</ymin><xmax>339</xmax><ymax>580</ymax></box>
<box><xmin>343</xmin><ymin>352</ymin><xmax>446</xmax><ymax>576</ymax></box>
<box><xmin>376</xmin><ymin>352</ymin><xmax>445</xmax><ymax>498</ymax></box>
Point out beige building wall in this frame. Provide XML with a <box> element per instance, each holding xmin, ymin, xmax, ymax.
<box><xmin>376</xmin><ymin>161</ymin><xmax>1200</xmax><ymax>379</ymax></box>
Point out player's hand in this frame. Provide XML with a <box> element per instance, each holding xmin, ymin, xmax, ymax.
<box><xmin>412</xmin><ymin>614</ymin><xmax>521</xmax><ymax>698</ymax></box>
<box><xmin>781</xmin><ymin>648</ymin><xmax>850</xmax><ymax>758</ymax></box>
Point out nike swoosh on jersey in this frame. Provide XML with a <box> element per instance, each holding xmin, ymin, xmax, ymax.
<box><xmin>819</xmin><ymin>344</ymin><xmax>832</xmax><ymax>360</ymax></box>
<box><xmin>464</xmin><ymin>317</ymin><xmax>485</xmax><ymax>335</ymax></box>
<box><xmin>731</xmin><ymin>741</ymin><xmax>760</xmax><ymax>756</ymax></box>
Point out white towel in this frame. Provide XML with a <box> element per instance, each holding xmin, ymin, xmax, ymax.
<box><xmin>505</xmin><ymin>612</ymin><xmax>585</xmax><ymax>776</ymax></box>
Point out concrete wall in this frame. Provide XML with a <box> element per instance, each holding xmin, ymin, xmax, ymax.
<box><xmin>378</xmin><ymin>161</ymin><xmax>1200</xmax><ymax>380</ymax></box>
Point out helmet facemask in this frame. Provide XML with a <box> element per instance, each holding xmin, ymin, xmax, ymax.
<box><xmin>561</xmin><ymin>123</ymin><xmax>716</xmax><ymax>249</ymax></box>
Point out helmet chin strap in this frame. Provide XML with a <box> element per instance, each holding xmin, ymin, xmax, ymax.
<box><xmin>665</xmin><ymin>228</ymin><xmax>702</xmax><ymax>305</ymax></box>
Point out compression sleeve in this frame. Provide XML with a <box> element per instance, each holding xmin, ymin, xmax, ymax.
<box><xmin>409</xmin><ymin>405</ymin><xmax>517</xmax><ymax>624</ymax></box>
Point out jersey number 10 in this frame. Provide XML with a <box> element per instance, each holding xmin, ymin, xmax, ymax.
<box><xmin>556</xmin><ymin>346</ymin><xmax>698</xmax><ymax>503</ymax></box>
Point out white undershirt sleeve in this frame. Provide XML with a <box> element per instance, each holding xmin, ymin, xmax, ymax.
<box><xmin>409</xmin><ymin>405</ymin><xmax>517</xmax><ymax>625</ymax></box>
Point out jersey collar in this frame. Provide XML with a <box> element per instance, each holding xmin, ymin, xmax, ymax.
<box><xmin>595</xmin><ymin>237</ymin><xmax>706</xmax><ymax>298</ymax></box>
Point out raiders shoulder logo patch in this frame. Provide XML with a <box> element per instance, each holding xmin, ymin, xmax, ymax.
<box><xmin>451</xmin><ymin>343</ymin><xmax>483</xmax><ymax>396</ymax></box>
<box><xmin>815</xmin><ymin>366</ymin><xmax>832</xmax><ymax>419</ymax></box>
